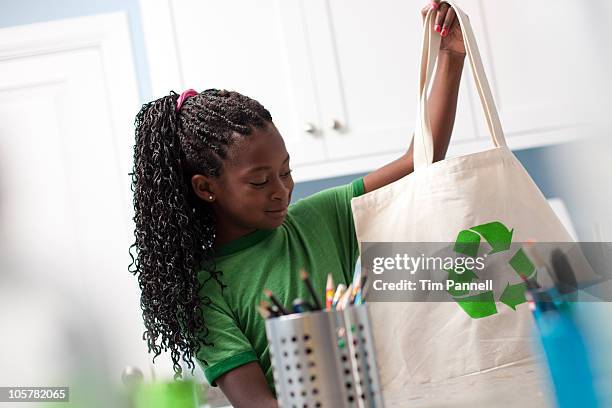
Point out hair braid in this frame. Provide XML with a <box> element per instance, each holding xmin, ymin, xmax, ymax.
<box><xmin>128</xmin><ymin>88</ymin><xmax>272</xmax><ymax>378</ymax></box>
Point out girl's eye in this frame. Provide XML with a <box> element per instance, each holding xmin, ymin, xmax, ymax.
<box><xmin>250</xmin><ymin>170</ymin><xmax>292</xmax><ymax>187</ymax></box>
<box><xmin>250</xmin><ymin>180</ymin><xmax>268</xmax><ymax>187</ymax></box>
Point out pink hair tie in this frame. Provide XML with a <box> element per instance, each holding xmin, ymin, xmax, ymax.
<box><xmin>176</xmin><ymin>89</ymin><xmax>198</xmax><ymax>111</ymax></box>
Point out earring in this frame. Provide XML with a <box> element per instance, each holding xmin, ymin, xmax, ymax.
<box><xmin>208</xmin><ymin>195</ymin><xmax>213</xmax><ymax>201</ymax></box>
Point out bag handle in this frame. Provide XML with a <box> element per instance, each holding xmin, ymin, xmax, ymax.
<box><xmin>413</xmin><ymin>1</ymin><xmax>507</xmax><ymax>170</ymax></box>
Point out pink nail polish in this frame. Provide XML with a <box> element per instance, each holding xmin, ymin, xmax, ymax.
<box><xmin>441</xmin><ymin>27</ymin><xmax>448</xmax><ymax>37</ymax></box>
<box><xmin>435</xmin><ymin>24</ymin><xmax>441</xmax><ymax>32</ymax></box>
<box><xmin>431</xmin><ymin>2</ymin><xmax>438</xmax><ymax>10</ymax></box>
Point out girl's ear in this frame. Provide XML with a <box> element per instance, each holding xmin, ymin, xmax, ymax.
<box><xmin>191</xmin><ymin>174</ymin><xmax>216</xmax><ymax>203</ymax></box>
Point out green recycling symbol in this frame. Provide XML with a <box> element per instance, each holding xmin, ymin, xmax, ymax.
<box><xmin>447</xmin><ymin>221</ymin><xmax>536</xmax><ymax>319</ymax></box>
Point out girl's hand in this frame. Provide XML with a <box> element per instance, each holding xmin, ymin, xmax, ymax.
<box><xmin>421</xmin><ymin>1</ymin><xmax>466</xmax><ymax>56</ymax></box>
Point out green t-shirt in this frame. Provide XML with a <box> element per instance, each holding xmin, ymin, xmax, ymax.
<box><xmin>196</xmin><ymin>177</ymin><xmax>365</xmax><ymax>393</ymax></box>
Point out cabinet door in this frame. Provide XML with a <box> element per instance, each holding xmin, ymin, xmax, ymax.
<box><xmin>471</xmin><ymin>0</ymin><xmax>602</xmax><ymax>148</ymax></box>
<box><xmin>142</xmin><ymin>0</ymin><xmax>326</xmax><ymax>169</ymax></box>
<box><xmin>302</xmin><ymin>0</ymin><xmax>480</xmax><ymax>166</ymax></box>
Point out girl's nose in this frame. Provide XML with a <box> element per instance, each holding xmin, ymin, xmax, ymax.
<box><xmin>270</xmin><ymin>177</ymin><xmax>289</xmax><ymax>201</ymax></box>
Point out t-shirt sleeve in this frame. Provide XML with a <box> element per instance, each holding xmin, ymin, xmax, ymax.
<box><xmin>196</xmin><ymin>275</ymin><xmax>259</xmax><ymax>386</ymax></box>
<box><xmin>292</xmin><ymin>177</ymin><xmax>365</xmax><ymax>282</ymax></box>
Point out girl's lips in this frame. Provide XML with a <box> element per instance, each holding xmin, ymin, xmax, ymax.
<box><xmin>265</xmin><ymin>208</ymin><xmax>287</xmax><ymax>216</ymax></box>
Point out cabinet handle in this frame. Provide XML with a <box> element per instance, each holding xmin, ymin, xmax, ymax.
<box><xmin>303</xmin><ymin>122</ymin><xmax>317</xmax><ymax>134</ymax></box>
<box><xmin>330</xmin><ymin>119</ymin><xmax>343</xmax><ymax>131</ymax></box>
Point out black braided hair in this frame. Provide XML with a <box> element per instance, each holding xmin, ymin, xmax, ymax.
<box><xmin>128</xmin><ymin>89</ymin><xmax>273</xmax><ymax>378</ymax></box>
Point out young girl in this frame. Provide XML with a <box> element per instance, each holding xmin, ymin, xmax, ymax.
<box><xmin>129</xmin><ymin>2</ymin><xmax>465</xmax><ymax>406</ymax></box>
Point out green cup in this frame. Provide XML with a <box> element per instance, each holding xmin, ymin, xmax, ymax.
<box><xmin>134</xmin><ymin>379</ymin><xmax>200</xmax><ymax>408</ymax></box>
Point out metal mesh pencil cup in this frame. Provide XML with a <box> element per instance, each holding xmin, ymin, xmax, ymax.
<box><xmin>265</xmin><ymin>304</ymin><xmax>384</xmax><ymax>408</ymax></box>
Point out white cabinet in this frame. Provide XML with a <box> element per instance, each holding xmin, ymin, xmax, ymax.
<box><xmin>464</xmin><ymin>0</ymin><xmax>603</xmax><ymax>150</ymax></box>
<box><xmin>140</xmin><ymin>0</ymin><xmax>594</xmax><ymax>182</ymax></box>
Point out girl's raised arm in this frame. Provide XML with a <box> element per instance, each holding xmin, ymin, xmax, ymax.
<box><xmin>363</xmin><ymin>1</ymin><xmax>466</xmax><ymax>194</ymax></box>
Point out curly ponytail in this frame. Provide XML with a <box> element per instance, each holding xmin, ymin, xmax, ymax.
<box><xmin>128</xmin><ymin>89</ymin><xmax>272</xmax><ymax>377</ymax></box>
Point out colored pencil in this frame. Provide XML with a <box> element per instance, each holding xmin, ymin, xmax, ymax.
<box><xmin>332</xmin><ymin>284</ymin><xmax>347</xmax><ymax>309</ymax></box>
<box><xmin>349</xmin><ymin>266</ymin><xmax>362</xmax><ymax>304</ymax></box>
<box><xmin>264</xmin><ymin>288</ymin><xmax>289</xmax><ymax>315</ymax></box>
<box><xmin>325</xmin><ymin>274</ymin><xmax>335</xmax><ymax>310</ymax></box>
<box><xmin>337</xmin><ymin>284</ymin><xmax>353</xmax><ymax>310</ymax></box>
<box><xmin>300</xmin><ymin>269</ymin><xmax>322</xmax><ymax>310</ymax></box>
<box><xmin>355</xmin><ymin>275</ymin><xmax>370</xmax><ymax>305</ymax></box>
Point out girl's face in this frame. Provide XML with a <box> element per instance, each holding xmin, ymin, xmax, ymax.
<box><xmin>192</xmin><ymin>121</ymin><xmax>294</xmax><ymax>236</ymax></box>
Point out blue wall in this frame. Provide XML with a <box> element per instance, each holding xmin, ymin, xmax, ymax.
<box><xmin>2</xmin><ymin>0</ymin><xmax>604</xmax><ymax>240</ymax></box>
<box><xmin>292</xmin><ymin>146</ymin><xmax>560</xmax><ymax>200</ymax></box>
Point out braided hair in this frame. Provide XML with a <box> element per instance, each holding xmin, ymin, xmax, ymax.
<box><xmin>128</xmin><ymin>89</ymin><xmax>273</xmax><ymax>377</ymax></box>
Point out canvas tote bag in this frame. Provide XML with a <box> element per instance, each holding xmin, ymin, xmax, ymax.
<box><xmin>350</xmin><ymin>0</ymin><xmax>576</xmax><ymax>392</ymax></box>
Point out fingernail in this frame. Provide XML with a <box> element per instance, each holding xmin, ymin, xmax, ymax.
<box><xmin>431</xmin><ymin>2</ymin><xmax>438</xmax><ymax>9</ymax></box>
<box><xmin>441</xmin><ymin>27</ymin><xmax>448</xmax><ymax>37</ymax></box>
<box><xmin>435</xmin><ymin>24</ymin><xmax>442</xmax><ymax>32</ymax></box>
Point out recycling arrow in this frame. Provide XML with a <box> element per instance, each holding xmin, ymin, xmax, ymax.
<box><xmin>453</xmin><ymin>291</ymin><xmax>497</xmax><ymax>319</ymax></box>
<box><xmin>509</xmin><ymin>248</ymin><xmax>535</xmax><ymax>278</ymax></box>
<box><xmin>454</xmin><ymin>229</ymin><xmax>481</xmax><ymax>257</ymax></box>
<box><xmin>454</xmin><ymin>221</ymin><xmax>514</xmax><ymax>256</ymax></box>
<box><xmin>447</xmin><ymin>266</ymin><xmax>495</xmax><ymax>319</ymax></box>
<box><xmin>499</xmin><ymin>282</ymin><xmax>527</xmax><ymax>310</ymax></box>
<box><xmin>470</xmin><ymin>222</ymin><xmax>514</xmax><ymax>254</ymax></box>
